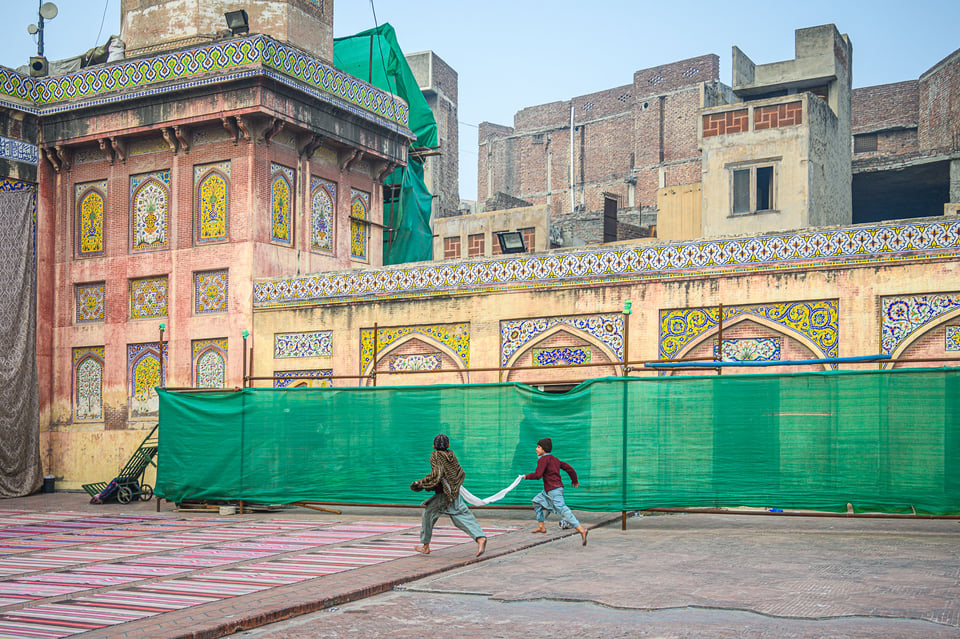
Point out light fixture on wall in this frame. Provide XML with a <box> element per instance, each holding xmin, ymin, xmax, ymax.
<box><xmin>496</xmin><ymin>231</ymin><xmax>526</xmax><ymax>254</ymax></box>
<box><xmin>224</xmin><ymin>10</ymin><xmax>249</xmax><ymax>35</ymax></box>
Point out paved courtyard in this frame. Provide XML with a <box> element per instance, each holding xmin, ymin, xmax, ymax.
<box><xmin>0</xmin><ymin>493</ymin><xmax>957</xmax><ymax>638</ymax></box>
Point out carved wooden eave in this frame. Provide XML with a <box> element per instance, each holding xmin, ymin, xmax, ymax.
<box><xmin>235</xmin><ymin>115</ymin><xmax>252</xmax><ymax>143</ymax></box>
<box><xmin>299</xmin><ymin>133</ymin><xmax>324</xmax><ymax>159</ymax></box>
<box><xmin>43</xmin><ymin>147</ymin><xmax>60</xmax><ymax>173</ymax></box>
<box><xmin>110</xmin><ymin>137</ymin><xmax>127</xmax><ymax>163</ymax></box>
<box><xmin>98</xmin><ymin>138</ymin><xmax>114</xmax><ymax>164</ymax></box>
<box><xmin>55</xmin><ymin>145</ymin><xmax>72</xmax><ymax>172</ymax></box>
<box><xmin>173</xmin><ymin>125</ymin><xmax>191</xmax><ymax>153</ymax></box>
<box><xmin>375</xmin><ymin>160</ymin><xmax>396</xmax><ymax>182</ymax></box>
<box><xmin>264</xmin><ymin>118</ymin><xmax>284</xmax><ymax>145</ymax></box>
<box><xmin>161</xmin><ymin>127</ymin><xmax>179</xmax><ymax>154</ymax></box>
<box><xmin>221</xmin><ymin>116</ymin><xmax>240</xmax><ymax>144</ymax></box>
<box><xmin>338</xmin><ymin>149</ymin><xmax>361</xmax><ymax>172</ymax></box>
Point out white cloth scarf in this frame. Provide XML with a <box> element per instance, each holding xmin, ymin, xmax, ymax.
<box><xmin>459</xmin><ymin>474</ymin><xmax>525</xmax><ymax>506</ymax></box>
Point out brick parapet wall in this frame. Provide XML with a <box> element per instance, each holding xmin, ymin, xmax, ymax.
<box><xmin>918</xmin><ymin>50</ymin><xmax>960</xmax><ymax>152</ymax></box>
<box><xmin>852</xmin><ymin>81</ymin><xmax>919</xmax><ymax>134</ymax></box>
<box><xmin>632</xmin><ymin>54</ymin><xmax>720</xmax><ymax>98</ymax></box>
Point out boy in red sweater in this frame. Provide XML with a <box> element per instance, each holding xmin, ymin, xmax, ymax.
<box><xmin>523</xmin><ymin>438</ymin><xmax>588</xmax><ymax>545</ymax></box>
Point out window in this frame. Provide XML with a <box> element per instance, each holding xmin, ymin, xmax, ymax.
<box><xmin>854</xmin><ymin>133</ymin><xmax>878</xmax><ymax>154</ymax></box>
<box><xmin>731</xmin><ymin>163</ymin><xmax>777</xmax><ymax>215</ymax></box>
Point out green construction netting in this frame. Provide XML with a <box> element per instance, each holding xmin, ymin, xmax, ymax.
<box><xmin>333</xmin><ymin>23</ymin><xmax>436</xmax><ymax>264</ymax></box>
<box><xmin>383</xmin><ymin>159</ymin><xmax>434</xmax><ymax>264</ymax></box>
<box><xmin>155</xmin><ymin>368</ymin><xmax>960</xmax><ymax>514</ymax></box>
<box><xmin>333</xmin><ymin>23</ymin><xmax>437</xmax><ymax>149</ymax></box>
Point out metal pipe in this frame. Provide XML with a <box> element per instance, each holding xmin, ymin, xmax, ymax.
<box><xmin>717</xmin><ymin>303</ymin><xmax>723</xmax><ymax>376</ymax></box>
<box><xmin>569</xmin><ymin>101</ymin><xmax>575</xmax><ymax>215</ymax></box>
<box><xmin>372</xmin><ymin>322</ymin><xmax>378</xmax><ymax>387</ymax></box>
<box><xmin>158</xmin><ymin>323</ymin><xmax>165</xmax><ymax>388</ymax></box>
<box><xmin>241</xmin><ymin>329</ymin><xmax>249</xmax><ymax>388</ymax></box>
<box><xmin>646</xmin><ymin>354</ymin><xmax>893</xmax><ymax>369</ymax></box>
<box><xmin>642</xmin><ymin>507</ymin><xmax>959</xmax><ymax>520</ymax></box>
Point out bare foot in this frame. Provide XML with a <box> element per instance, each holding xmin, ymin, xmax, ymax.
<box><xmin>577</xmin><ymin>525</ymin><xmax>588</xmax><ymax>546</ymax></box>
<box><xmin>414</xmin><ymin>544</ymin><xmax>430</xmax><ymax>554</ymax></box>
<box><xmin>531</xmin><ymin>524</ymin><xmax>547</xmax><ymax>534</ymax></box>
<box><xmin>476</xmin><ymin>537</ymin><xmax>487</xmax><ymax>556</ymax></box>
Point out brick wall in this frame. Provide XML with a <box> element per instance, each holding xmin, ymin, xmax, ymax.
<box><xmin>478</xmin><ymin>55</ymin><xmax>717</xmax><ymax>245</ymax></box>
<box><xmin>852</xmin><ymin>81</ymin><xmax>919</xmax><ymax>134</ymax></box>
<box><xmin>918</xmin><ymin>50</ymin><xmax>960</xmax><ymax>152</ymax></box>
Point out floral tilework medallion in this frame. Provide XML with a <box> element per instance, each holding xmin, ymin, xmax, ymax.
<box><xmin>73</xmin><ymin>347</ymin><xmax>104</xmax><ymax>421</ymax></box>
<box><xmin>350</xmin><ymin>189</ymin><xmax>369</xmax><ymax>260</ymax></box>
<box><xmin>271</xmin><ymin>164</ymin><xmax>294</xmax><ymax>245</ymax></box>
<box><xmin>947</xmin><ymin>327</ymin><xmax>960</xmax><ymax>352</ymax></box>
<box><xmin>131</xmin><ymin>276</ymin><xmax>168</xmax><ymax>319</ymax></box>
<box><xmin>131</xmin><ymin>170</ymin><xmax>170</xmax><ymax>251</ymax></box>
<box><xmin>713</xmin><ymin>337</ymin><xmax>782</xmax><ymax>362</ymax></box>
<box><xmin>389</xmin><ymin>353</ymin><xmax>442</xmax><ymax>371</ymax></box>
<box><xmin>532</xmin><ymin>346</ymin><xmax>591</xmax><ymax>367</ymax></box>
<box><xmin>193</xmin><ymin>338</ymin><xmax>228</xmax><ymax>388</ymax></box>
<box><xmin>274</xmin><ymin>331</ymin><xmax>333</xmax><ymax>358</ymax></box>
<box><xmin>76</xmin><ymin>180</ymin><xmax>107</xmax><ymax>257</ymax></box>
<box><xmin>195</xmin><ymin>162</ymin><xmax>230</xmax><ymax>244</ymax></box>
<box><xmin>75</xmin><ymin>282</ymin><xmax>105</xmax><ymax>323</ymax></box>
<box><xmin>195</xmin><ymin>269</ymin><xmax>228</xmax><ymax>314</ymax></box>
<box><xmin>311</xmin><ymin>177</ymin><xmax>335</xmax><ymax>252</ymax></box>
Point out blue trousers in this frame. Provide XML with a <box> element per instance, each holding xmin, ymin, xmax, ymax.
<box><xmin>420</xmin><ymin>493</ymin><xmax>485</xmax><ymax>544</ymax></box>
<box><xmin>532</xmin><ymin>487</ymin><xmax>580</xmax><ymax>527</ymax></box>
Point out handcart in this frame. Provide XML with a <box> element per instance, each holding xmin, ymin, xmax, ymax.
<box><xmin>82</xmin><ymin>424</ymin><xmax>158</xmax><ymax>504</ymax></box>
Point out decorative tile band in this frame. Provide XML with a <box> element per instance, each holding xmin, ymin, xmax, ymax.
<box><xmin>502</xmin><ymin>314</ymin><xmax>623</xmax><ymax>366</ymax></box>
<box><xmin>274</xmin><ymin>330</ymin><xmax>333</xmax><ymax>358</ymax></box>
<box><xmin>0</xmin><ymin>136</ymin><xmax>38</xmax><ymax>164</ymax></box>
<box><xmin>253</xmin><ymin>220</ymin><xmax>960</xmax><ymax>309</ymax></box>
<box><xmin>714</xmin><ymin>337</ymin><xmax>782</xmax><ymax>362</ymax></box>
<box><xmin>660</xmin><ymin>301</ymin><xmax>838</xmax><ymax>361</ymax></box>
<box><xmin>880</xmin><ymin>293</ymin><xmax>960</xmax><ymax>355</ymax></box>
<box><xmin>361</xmin><ymin>324</ymin><xmax>469</xmax><ymax>374</ymax></box>
<box><xmin>532</xmin><ymin>346</ymin><xmax>592</xmax><ymax>367</ymax></box>
<box><xmin>0</xmin><ymin>35</ymin><xmax>408</xmax><ymax>128</ymax></box>
<box><xmin>274</xmin><ymin>369</ymin><xmax>333</xmax><ymax>388</ymax></box>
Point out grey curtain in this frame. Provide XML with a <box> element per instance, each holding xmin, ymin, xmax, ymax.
<box><xmin>0</xmin><ymin>190</ymin><xmax>41</xmax><ymax>497</ymax></box>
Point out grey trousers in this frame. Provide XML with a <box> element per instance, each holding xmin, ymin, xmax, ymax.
<box><xmin>420</xmin><ymin>492</ymin><xmax>485</xmax><ymax>544</ymax></box>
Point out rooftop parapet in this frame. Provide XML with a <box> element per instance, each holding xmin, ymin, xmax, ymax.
<box><xmin>0</xmin><ymin>34</ymin><xmax>409</xmax><ymax>131</ymax></box>
<box><xmin>732</xmin><ymin>24</ymin><xmax>851</xmax><ymax>100</ymax></box>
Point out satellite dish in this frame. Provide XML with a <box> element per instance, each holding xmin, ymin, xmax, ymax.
<box><xmin>39</xmin><ymin>2</ymin><xmax>58</xmax><ymax>20</ymax></box>
<box><xmin>27</xmin><ymin>24</ymin><xmax>38</xmax><ymax>34</ymax></box>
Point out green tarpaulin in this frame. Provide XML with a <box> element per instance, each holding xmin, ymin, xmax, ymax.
<box><xmin>156</xmin><ymin>368</ymin><xmax>960</xmax><ymax>514</ymax></box>
<box><xmin>334</xmin><ymin>24</ymin><xmax>436</xmax><ymax>264</ymax></box>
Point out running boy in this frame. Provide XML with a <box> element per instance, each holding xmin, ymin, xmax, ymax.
<box><xmin>523</xmin><ymin>437</ymin><xmax>588</xmax><ymax>545</ymax></box>
<box><xmin>410</xmin><ymin>434</ymin><xmax>487</xmax><ymax>557</ymax></box>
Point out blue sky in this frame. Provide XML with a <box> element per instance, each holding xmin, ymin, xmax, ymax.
<box><xmin>2</xmin><ymin>1</ymin><xmax>957</xmax><ymax>200</ymax></box>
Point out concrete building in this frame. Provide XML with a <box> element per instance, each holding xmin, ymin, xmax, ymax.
<box><xmin>406</xmin><ymin>51</ymin><xmax>459</xmax><ymax>220</ymax></box>
<box><xmin>480</xmin><ymin>25</ymin><xmax>960</xmax><ymax>245</ymax></box>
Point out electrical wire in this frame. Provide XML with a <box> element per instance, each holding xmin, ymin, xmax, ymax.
<box><xmin>93</xmin><ymin>0</ymin><xmax>111</xmax><ymax>48</ymax></box>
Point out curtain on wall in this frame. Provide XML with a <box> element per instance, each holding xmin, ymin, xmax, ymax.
<box><xmin>0</xmin><ymin>190</ymin><xmax>41</xmax><ymax>497</ymax></box>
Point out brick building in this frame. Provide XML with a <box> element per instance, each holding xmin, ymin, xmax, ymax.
<box><xmin>0</xmin><ymin>0</ymin><xmax>413</xmax><ymax>491</ymax></box>
<box><xmin>479</xmin><ymin>27</ymin><xmax>960</xmax><ymax>245</ymax></box>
